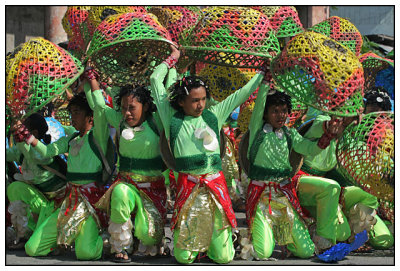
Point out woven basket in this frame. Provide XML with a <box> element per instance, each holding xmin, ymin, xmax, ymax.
<box><xmin>271</xmin><ymin>31</ymin><xmax>364</xmax><ymax>117</ymax></box>
<box><xmin>308</xmin><ymin>16</ymin><xmax>363</xmax><ymax>56</ymax></box>
<box><xmin>182</xmin><ymin>6</ymin><xmax>280</xmax><ymax>68</ymax></box>
<box><xmin>197</xmin><ymin>63</ymin><xmax>256</xmax><ymax>102</ymax></box>
<box><xmin>62</xmin><ymin>6</ymin><xmax>91</xmax><ymax>59</ymax></box>
<box><xmin>336</xmin><ymin>112</ymin><xmax>393</xmax><ymax>221</ymax></box>
<box><xmin>6</xmin><ymin>37</ymin><xmax>84</xmax><ymax>120</ymax></box>
<box><xmin>86</xmin><ymin>12</ymin><xmax>176</xmax><ymax>86</ymax></box>
<box><xmin>252</xmin><ymin>6</ymin><xmax>304</xmax><ymax>38</ymax></box>
<box><xmin>86</xmin><ymin>6</ymin><xmax>148</xmax><ymax>37</ymax></box>
<box><xmin>359</xmin><ymin>52</ymin><xmax>394</xmax><ymax>99</ymax></box>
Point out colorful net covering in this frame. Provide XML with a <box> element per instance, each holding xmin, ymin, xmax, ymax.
<box><xmin>197</xmin><ymin>63</ymin><xmax>256</xmax><ymax>102</ymax></box>
<box><xmin>6</xmin><ymin>37</ymin><xmax>84</xmax><ymax>120</ymax></box>
<box><xmin>149</xmin><ymin>6</ymin><xmax>203</xmax><ymax>72</ymax></box>
<box><xmin>86</xmin><ymin>6</ymin><xmax>148</xmax><ymax>38</ymax></box>
<box><xmin>182</xmin><ymin>6</ymin><xmax>280</xmax><ymax>68</ymax></box>
<box><xmin>54</xmin><ymin>105</ymin><xmax>71</xmax><ymax>126</ymax></box>
<box><xmin>359</xmin><ymin>52</ymin><xmax>394</xmax><ymax>99</ymax></box>
<box><xmin>336</xmin><ymin>112</ymin><xmax>394</xmax><ymax>221</ymax></box>
<box><xmin>237</xmin><ymin>88</ymin><xmax>259</xmax><ymax>133</ymax></box>
<box><xmin>287</xmin><ymin>98</ymin><xmax>308</xmax><ymax>128</ymax></box>
<box><xmin>62</xmin><ymin>6</ymin><xmax>91</xmax><ymax>59</ymax></box>
<box><xmin>86</xmin><ymin>12</ymin><xmax>176</xmax><ymax>86</ymax></box>
<box><xmin>252</xmin><ymin>6</ymin><xmax>304</xmax><ymax>38</ymax></box>
<box><xmin>308</xmin><ymin>16</ymin><xmax>363</xmax><ymax>56</ymax></box>
<box><xmin>271</xmin><ymin>31</ymin><xmax>365</xmax><ymax>117</ymax></box>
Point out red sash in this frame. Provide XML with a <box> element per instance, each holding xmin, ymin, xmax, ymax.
<box><xmin>171</xmin><ymin>171</ymin><xmax>237</xmax><ymax>230</ymax></box>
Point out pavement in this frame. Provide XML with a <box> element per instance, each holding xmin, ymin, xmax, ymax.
<box><xmin>5</xmin><ymin>212</ymin><xmax>395</xmax><ymax>266</ymax></box>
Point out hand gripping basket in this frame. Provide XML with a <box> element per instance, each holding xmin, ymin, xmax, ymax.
<box><xmin>271</xmin><ymin>31</ymin><xmax>365</xmax><ymax>117</ymax></box>
<box><xmin>252</xmin><ymin>6</ymin><xmax>304</xmax><ymax>38</ymax></box>
<box><xmin>308</xmin><ymin>16</ymin><xmax>363</xmax><ymax>56</ymax></box>
<box><xmin>336</xmin><ymin>112</ymin><xmax>394</xmax><ymax>221</ymax></box>
<box><xmin>86</xmin><ymin>12</ymin><xmax>176</xmax><ymax>86</ymax></box>
<box><xmin>62</xmin><ymin>6</ymin><xmax>91</xmax><ymax>59</ymax></box>
<box><xmin>359</xmin><ymin>52</ymin><xmax>394</xmax><ymax>99</ymax></box>
<box><xmin>182</xmin><ymin>6</ymin><xmax>280</xmax><ymax>68</ymax></box>
<box><xmin>6</xmin><ymin>37</ymin><xmax>84</xmax><ymax>120</ymax></box>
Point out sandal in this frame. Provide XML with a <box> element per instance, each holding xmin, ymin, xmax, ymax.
<box><xmin>112</xmin><ymin>250</ymin><xmax>131</xmax><ymax>263</ymax></box>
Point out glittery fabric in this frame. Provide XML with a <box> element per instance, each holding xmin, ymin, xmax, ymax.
<box><xmin>57</xmin><ymin>182</ymin><xmax>105</xmax><ymax>245</ymax></box>
<box><xmin>175</xmin><ymin>185</ymin><xmax>229</xmax><ymax>252</ymax></box>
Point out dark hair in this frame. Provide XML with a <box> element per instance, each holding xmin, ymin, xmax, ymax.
<box><xmin>67</xmin><ymin>92</ymin><xmax>93</xmax><ymax>117</ymax></box>
<box><xmin>364</xmin><ymin>87</ymin><xmax>392</xmax><ymax>111</ymax></box>
<box><xmin>115</xmin><ymin>85</ymin><xmax>156</xmax><ymax>115</ymax></box>
<box><xmin>169</xmin><ymin>76</ymin><xmax>210</xmax><ymax>112</ymax></box>
<box><xmin>24</xmin><ymin>113</ymin><xmax>51</xmax><ymax>144</ymax></box>
<box><xmin>264</xmin><ymin>90</ymin><xmax>292</xmax><ymax>115</ymax></box>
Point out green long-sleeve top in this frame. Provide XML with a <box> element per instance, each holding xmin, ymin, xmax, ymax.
<box><xmin>302</xmin><ymin>115</ymin><xmax>338</xmax><ymax>173</ymax></box>
<box><xmin>247</xmin><ymin>84</ymin><xmax>325</xmax><ymax>181</ymax></box>
<box><xmin>33</xmin><ymin>87</ymin><xmax>109</xmax><ymax>185</ymax></box>
<box><xmin>91</xmin><ymin>88</ymin><xmax>165</xmax><ymax>177</ymax></box>
<box><xmin>6</xmin><ymin>142</ymin><xmax>54</xmax><ymax>185</ymax></box>
<box><xmin>150</xmin><ymin>62</ymin><xmax>264</xmax><ymax>175</ymax></box>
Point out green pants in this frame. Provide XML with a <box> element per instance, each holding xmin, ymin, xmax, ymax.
<box><xmin>342</xmin><ymin>186</ymin><xmax>394</xmax><ymax>249</ymax></box>
<box><xmin>173</xmin><ymin>208</ymin><xmax>235</xmax><ymax>264</ymax></box>
<box><xmin>25</xmin><ymin>208</ymin><xmax>103</xmax><ymax>260</ymax></box>
<box><xmin>251</xmin><ymin>206</ymin><xmax>315</xmax><ymax>259</ymax></box>
<box><xmin>110</xmin><ymin>182</ymin><xmax>161</xmax><ymax>246</ymax></box>
<box><xmin>7</xmin><ymin>181</ymin><xmax>54</xmax><ymax>231</ymax></box>
<box><xmin>297</xmin><ymin>176</ymin><xmax>341</xmax><ymax>244</ymax></box>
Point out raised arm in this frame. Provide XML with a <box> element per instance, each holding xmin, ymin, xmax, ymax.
<box><xmin>210</xmin><ymin>71</ymin><xmax>265</xmax><ymax>128</ymax></box>
<box><xmin>149</xmin><ymin>47</ymin><xmax>180</xmax><ymax>138</ymax></box>
<box><xmin>248</xmin><ymin>82</ymin><xmax>270</xmax><ymax>148</ymax></box>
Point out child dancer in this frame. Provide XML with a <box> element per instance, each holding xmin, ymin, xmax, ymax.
<box><xmin>18</xmin><ymin>89</ymin><xmax>109</xmax><ymax>260</ymax></box>
<box><xmin>86</xmin><ymin>69</ymin><xmax>171</xmax><ymax>262</ymax></box>
<box><xmin>7</xmin><ymin>113</ymin><xmax>67</xmax><ymax>248</ymax></box>
<box><xmin>150</xmin><ymin>46</ymin><xmax>267</xmax><ymax>264</ymax></box>
<box><xmin>245</xmin><ymin>83</ymin><xmax>340</xmax><ymax>259</ymax></box>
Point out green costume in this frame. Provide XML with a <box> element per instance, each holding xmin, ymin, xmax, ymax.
<box><xmin>150</xmin><ymin>62</ymin><xmax>264</xmax><ymax>264</ymax></box>
<box><xmin>246</xmin><ymin>84</ymin><xmax>339</xmax><ymax>259</ymax></box>
<box><xmin>24</xmin><ymin>85</ymin><xmax>108</xmax><ymax>260</ymax></box>
<box><xmin>301</xmin><ymin>115</ymin><xmax>394</xmax><ymax>249</ymax></box>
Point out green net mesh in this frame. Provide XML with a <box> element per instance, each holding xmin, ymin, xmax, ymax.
<box><xmin>252</xmin><ymin>6</ymin><xmax>304</xmax><ymax>38</ymax></box>
<box><xmin>308</xmin><ymin>16</ymin><xmax>363</xmax><ymax>56</ymax></box>
<box><xmin>359</xmin><ymin>52</ymin><xmax>394</xmax><ymax>96</ymax></box>
<box><xmin>182</xmin><ymin>6</ymin><xmax>281</xmax><ymax>68</ymax></box>
<box><xmin>86</xmin><ymin>12</ymin><xmax>176</xmax><ymax>86</ymax></box>
<box><xmin>6</xmin><ymin>37</ymin><xmax>84</xmax><ymax>119</ymax></box>
<box><xmin>336</xmin><ymin>112</ymin><xmax>394</xmax><ymax>222</ymax></box>
<box><xmin>62</xmin><ymin>6</ymin><xmax>92</xmax><ymax>60</ymax></box>
<box><xmin>54</xmin><ymin>104</ymin><xmax>72</xmax><ymax>127</ymax></box>
<box><xmin>196</xmin><ymin>62</ymin><xmax>256</xmax><ymax>102</ymax></box>
<box><xmin>271</xmin><ymin>31</ymin><xmax>365</xmax><ymax>117</ymax></box>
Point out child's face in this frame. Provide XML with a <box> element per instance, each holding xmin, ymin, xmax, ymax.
<box><xmin>69</xmin><ymin>105</ymin><xmax>92</xmax><ymax>133</ymax></box>
<box><xmin>264</xmin><ymin>104</ymin><xmax>288</xmax><ymax>130</ymax></box>
<box><xmin>178</xmin><ymin>86</ymin><xmax>207</xmax><ymax>117</ymax></box>
<box><xmin>121</xmin><ymin>94</ymin><xmax>148</xmax><ymax>127</ymax></box>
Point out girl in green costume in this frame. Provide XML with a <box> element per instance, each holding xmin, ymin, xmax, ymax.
<box><xmin>245</xmin><ymin>85</ymin><xmax>341</xmax><ymax>259</ymax></box>
<box><xmin>86</xmin><ymin>68</ymin><xmax>173</xmax><ymax>263</ymax></box>
<box><xmin>7</xmin><ymin>113</ymin><xmax>66</xmax><ymax>249</ymax></box>
<box><xmin>17</xmin><ymin>86</ymin><xmax>109</xmax><ymax>260</ymax></box>
<box><xmin>150</xmin><ymin>47</ymin><xmax>267</xmax><ymax>264</ymax></box>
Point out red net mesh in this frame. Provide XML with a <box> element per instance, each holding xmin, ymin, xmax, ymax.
<box><xmin>336</xmin><ymin>112</ymin><xmax>394</xmax><ymax>212</ymax></box>
<box><xmin>6</xmin><ymin>37</ymin><xmax>84</xmax><ymax>119</ymax></box>
<box><xmin>252</xmin><ymin>6</ymin><xmax>304</xmax><ymax>38</ymax></box>
<box><xmin>62</xmin><ymin>6</ymin><xmax>91</xmax><ymax>59</ymax></box>
<box><xmin>182</xmin><ymin>6</ymin><xmax>280</xmax><ymax>68</ymax></box>
<box><xmin>271</xmin><ymin>31</ymin><xmax>365</xmax><ymax>117</ymax></box>
<box><xmin>86</xmin><ymin>12</ymin><xmax>176</xmax><ymax>86</ymax></box>
<box><xmin>359</xmin><ymin>52</ymin><xmax>394</xmax><ymax>92</ymax></box>
<box><xmin>308</xmin><ymin>16</ymin><xmax>363</xmax><ymax>56</ymax></box>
